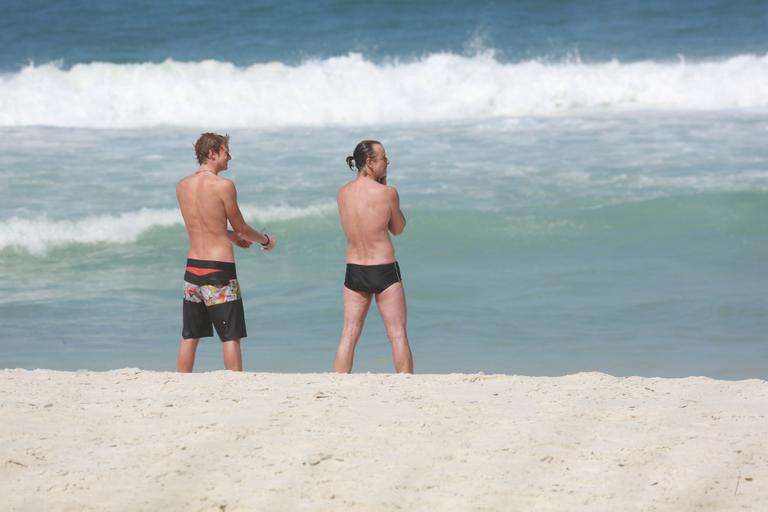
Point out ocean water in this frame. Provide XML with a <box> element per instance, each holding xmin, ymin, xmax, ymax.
<box><xmin>1</xmin><ymin>1</ymin><xmax>766</xmax><ymax>377</ymax></box>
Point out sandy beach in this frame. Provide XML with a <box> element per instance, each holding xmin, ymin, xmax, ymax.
<box><xmin>1</xmin><ymin>369</ymin><xmax>766</xmax><ymax>511</ymax></box>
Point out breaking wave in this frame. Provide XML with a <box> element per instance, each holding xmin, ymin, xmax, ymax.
<box><xmin>1</xmin><ymin>52</ymin><xmax>767</xmax><ymax>128</ymax></box>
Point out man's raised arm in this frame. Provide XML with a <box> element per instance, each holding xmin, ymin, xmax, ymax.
<box><xmin>220</xmin><ymin>180</ymin><xmax>276</xmax><ymax>250</ymax></box>
<box><xmin>388</xmin><ymin>187</ymin><xmax>406</xmax><ymax>235</ymax></box>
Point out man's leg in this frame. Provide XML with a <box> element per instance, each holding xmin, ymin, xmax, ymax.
<box><xmin>222</xmin><ymin>340</ymin><xmax>242</xmax><ymax>371</ymax></box>
<box><xmin>177</xmin><ymin>338</ymin><xmax>200</xmax><ymax>372</ymax></box>
<box><xmin>335</xmin><ymin>287</ymin><xmax>373</xmax><ymax>373</ymax></box>
<box><xmin>376</xmin><ymin>283</ymin><xmax>413</xmax><ymax>374</ymax></box>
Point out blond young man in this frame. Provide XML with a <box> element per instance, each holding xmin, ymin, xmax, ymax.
<box><xmin>175</xmin><ymin>133</ymin><xmax>275</xmax><ymax>372</ymax></box>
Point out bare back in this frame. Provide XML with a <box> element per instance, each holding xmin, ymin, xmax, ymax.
<box><xmin>176</xmin><ymin>173</ymin><xmax>235</xmax><ymax>262</ymax></box>
<box><xmin>337</xmin><ymin>175</ymin><xmax>404</xmax><ymax>264</ymax></box>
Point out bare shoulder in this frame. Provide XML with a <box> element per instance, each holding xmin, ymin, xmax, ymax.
<box><xmin>216</xmin><ymin>175</ymin><xmax>235</xmax><ymax>188</ymax></box>
<box><xmin>176</xmin><ymin>174</ymin><xmax>193</xmax><ymax>188</ymax></box>
<box><xmin>206</xmin><ymin>175</ymin><xmax>234</xmax><ymax>195</ymax></box>
<box><xmin>337</xmin><ymin>181</ymin><xmax>354</xmax><ymax>198</ymax></box>
<box><xmin>176</xmin><ymin>175</ymin><xmax>195</xmax><ymax>196</ymax></box>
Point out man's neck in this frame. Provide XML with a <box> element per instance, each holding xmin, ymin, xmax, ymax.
<box><xmin>196</xmin><ymin>164</ymin><xmax>220</xmax><ymax>175</ymax></box>
<box><xmin>358</xmin><ymin>171</ymin><xmax>376</xmax><ymax>181</ymax></box>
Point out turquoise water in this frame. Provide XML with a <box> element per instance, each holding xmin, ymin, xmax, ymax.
<box><xmin>0</xmin><ymin>2</ymin><xmax>767</xmax><ymax>376</ymax></box>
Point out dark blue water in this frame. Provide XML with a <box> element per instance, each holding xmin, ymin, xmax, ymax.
<box><xmin>3</xmin><ymin>0</ymin><xmax>767</xmax><ymax>71</ymax></box>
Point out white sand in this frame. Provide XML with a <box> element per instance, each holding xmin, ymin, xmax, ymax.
<box><xmin>1</xmin><ymin>369</ymin><xmax>766</xmax><ymax>511</ymax></box>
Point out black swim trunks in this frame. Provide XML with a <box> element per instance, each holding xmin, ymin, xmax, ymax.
<box><xmin>182</xmin><ymin>259</ymin><xmax>247</xmax><ymax>342</ymax></box>
<box><xmin>344</xmin><ymin>262</ymin><xmax>403</xmax><ymax>294</ymax></box>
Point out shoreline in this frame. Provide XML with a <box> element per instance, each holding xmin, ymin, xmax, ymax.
<box><xmin>1</xmin><ymin>369</ymin><xmax>766</xmax><ymax>511</ymax></box>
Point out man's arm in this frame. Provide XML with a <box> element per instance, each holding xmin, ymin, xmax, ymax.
<box><xmin>387</xmin><ymin>187</ymin><xmax>406</xmax><ymax>235</ymax></box>
<box><xmin>227</xmin><ymin>230</ymin><xmax>253</xmax><ymax>248</ymax></box>
<box><xmin>220</xmin><ymin>180</ymin><xmax>276</xmax><ymax>250</ymax></box>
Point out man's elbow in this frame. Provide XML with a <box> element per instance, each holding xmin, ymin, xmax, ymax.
<box><xmin>235</xmin><ymin>227</ymin><xmax>255</xmax><ymax>241</ymax></box>
<box><xmin>229</xmin><ymin>219</ymin><xmax>248</xmax><ymax>235</ymax></box>
<box><xmin>389</xmin><ymin>222</ymin><xmax>406</xmax><ymax>236</ymax></box>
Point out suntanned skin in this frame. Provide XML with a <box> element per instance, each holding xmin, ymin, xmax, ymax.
<box><xmin>335</xmin><ymin>143</ymin><xmax>413</xmax><ymax>373</ymax></box>
<box><xmin>175</xmin><ymin>142</ymin><xmax>275</xmax><ymax>372</ymax></box>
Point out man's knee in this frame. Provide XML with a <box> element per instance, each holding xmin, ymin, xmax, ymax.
<box><xmin>341</xmin><ymin>321</ymin><xmax>365</xmax><ymax>338</ymax></box>
<box><xmin>339</xmin><ymin>333</ymin><xmax>361</xmax><ymax>348</ymax></box>
<box><xmin>387</xmin><ymin>328</ymin><xmax>408</xmax><ymax>344</ymax></box>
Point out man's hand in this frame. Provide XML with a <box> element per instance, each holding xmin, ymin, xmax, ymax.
<box><xmin>235</xmin><ymin>237</ymin><xmax>253</xmax><ymax>249</ymax></box>
<box><xmin>228</xmin><ymin>230</ymin><xmax>253</xmax><ymax>248</ymax></box>
<box><xmin>261</xmin><ymin>235</ymin><xmax>276</xmax><ymax>251</ymax></box>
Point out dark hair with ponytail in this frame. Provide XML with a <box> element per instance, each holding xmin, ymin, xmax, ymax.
<box><xmin>346</xmin><ymin>140</ymin><xmax>381</xmax><ymax>172</ymax></box>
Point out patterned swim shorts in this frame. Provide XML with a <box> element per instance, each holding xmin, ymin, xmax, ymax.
<box><xmin>182</xmin><ymin>259</ymin><xmax>247</xmax><ymax>341</ymax></box>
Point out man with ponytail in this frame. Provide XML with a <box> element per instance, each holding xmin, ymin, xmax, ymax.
<box><xmin>335</xmin><ymin>140</ymin><xmax>414</xmax><ymax>373</ymax></box>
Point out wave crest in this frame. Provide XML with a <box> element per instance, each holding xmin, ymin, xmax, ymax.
<box><xmin>0</xmin><ymin>203</ymin><xmax>335</xmax><ymax>254</ymax></box>
<box><xmin>1</xmin><ymin>52</ymin><xmax>767</xmax><ymax>128</ymax></box>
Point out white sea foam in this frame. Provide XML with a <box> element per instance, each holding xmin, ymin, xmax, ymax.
<box><xmin>1</xmin><ymin>52</ymin><xmax>767</xmax><ymax>128</ymax></box>
<box><xmin>0</xmin><ymin>203</ymin><xmax>335</xmax><ymax>254</ymax></box>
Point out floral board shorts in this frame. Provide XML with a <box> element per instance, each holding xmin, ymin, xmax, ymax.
<box><xmin>182</xmin><ymin>259</ymin><xmax>247</xmax><ymax>341</ymax></box>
